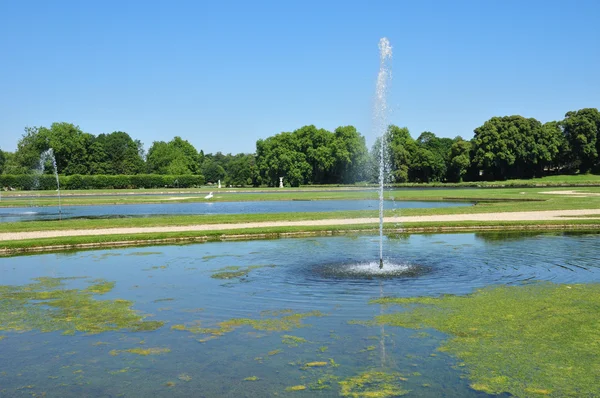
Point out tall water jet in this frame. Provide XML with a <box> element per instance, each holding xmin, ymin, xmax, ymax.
<box><xmin>37</xmin><ymin>149</ymin><xmax>62</xmax><ymax>220</ymax></box>
<box><xmin>375</xmin><ymin>38</ymin><xmax>392</xmax><ymax>268</ymax></box>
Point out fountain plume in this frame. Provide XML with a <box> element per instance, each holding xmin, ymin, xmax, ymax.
<box><xmin>37</xmin><ymin>149</ymin><xmax>62</xmax><ymax>220</ymax></box>
<box><xmin>375</xmin><ymin>37</ymin><xmax>392</xmax><ymax>268</ymax></box>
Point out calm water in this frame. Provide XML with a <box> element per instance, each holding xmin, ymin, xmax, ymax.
<box><xmin>1</xmin><ymin>232</ymin><xmax>599</xmax><ymax>397</ymax></box>
<box><xmin>0</xmin><ymin>200</ymin><xmax>470</xmax><ymax>223</ymax></box>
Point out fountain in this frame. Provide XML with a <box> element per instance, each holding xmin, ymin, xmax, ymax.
<box><xmin>37</xmin><ymin>148</ymin><xmax>62</xmax><ymax>220</ymax></box>
<box><xmin>375</xmin><ymin>38</ymin><xmax>392</xmax><ymax>268</ymax></box>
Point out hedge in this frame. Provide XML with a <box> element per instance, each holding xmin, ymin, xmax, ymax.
<box><xmin>0</xmin><ymin>174</ymin><xmax>205</xmax><ymax>190</ymax></box>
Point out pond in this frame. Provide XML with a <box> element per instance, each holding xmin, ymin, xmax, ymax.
<box><xmin>1</xmin><ymin>232</ymin><xmax>599</xmax><ymax>397</ymax></box>
<box><xmin>0</xmin><ymin>200</ymin><xmax>470</xmax><ymax>222</ymax></box>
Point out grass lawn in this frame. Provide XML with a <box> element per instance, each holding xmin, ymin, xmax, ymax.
<box><xmin>2</xmin><ymin>219</ymin><xmax>600</xmax><ymax>255</ymax></box>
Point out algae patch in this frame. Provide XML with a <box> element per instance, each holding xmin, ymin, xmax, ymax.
<box><xmin>171</xmin><ymin>310</ymin><xmax>323</xmax><ymax>341</ymax></box>
<box><xmin>373</xmin><ymin>282</ymin><xmax>600</xmax><ymax>397</ymax></box>
<box><xmin>210</xmin><ymin>264</ymin><xmax>275</xmax><ymax>280</ymax></box>
<box><xmin>286</xmin><ymin>385</ymin><xmax>306</xmax><ymax>391</ymax></box>
<box><xmin>109</xmin><ymin>347</ymin><xmax>171</xmax><ymax>356</ymax></box>
<box><xmin>0</xmin><ymin>277</ymin><xmax>163</xmax><ymax>335</ymax></box>
<box><xmin>282</xmin><ymin>335</ymin><xmax>309</xmax><ymax>347</ymax></box>
<box><xmin>339</xmin><ymin>370</ymin><xmax>409</xmax><ymax>397</ymax></box>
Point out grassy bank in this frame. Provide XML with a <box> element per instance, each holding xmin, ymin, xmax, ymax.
<box><xmin>2</xmin><ymin>219</ymin><xmax>599</xmax><ymax>256</ymax></box>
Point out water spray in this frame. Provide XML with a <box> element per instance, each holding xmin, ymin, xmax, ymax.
<box><xmin>375</xmin><ymin>37</ymin><xmax>392</xmax><ymax>269</ymax></box>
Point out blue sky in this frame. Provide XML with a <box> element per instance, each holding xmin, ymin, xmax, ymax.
<box><xmin>1</xmin><ymin>0</ymin><xmax>598</xmax><ymax>154</ymax></box>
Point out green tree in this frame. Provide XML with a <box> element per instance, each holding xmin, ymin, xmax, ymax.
<box><xmin>90</xmin><ymin>131</ymin><xmax>145</xmax><ymax>174</ymax></box>
<box><xmin>14</xmin><ymin>123</ymin><xmax>94</xmax><ymax>175</ymax></box>
<box><xmin>201</xmin><ymin>159</ymin><xmax>226</xmax><ymax>183</ymax></box>
<box><xmin>331</xmin><ymin>126</ymin><xmax>369</xmax><ymax>183</ymax></box>
<box><xmin>0</xmin><ymin>148</ymin><xmax>5</xmax><ymax>174</ymax></box>
<box><xmin>256</xmin><ymin>132</ymin><xmax>310</xmax><ymax>187</ymax></box>
<box><xmin>223</xmin><ymin>153</ymin><xmax>258</xmax><ymax>186</ymax></box>
<box><xmin>385</xmin><ymin>125</ymin><xmax>417</xmax><ymax>183</ymax></box>
<box><xmin>561</xmin><ymin>108</ymin><xmax>600</xmax><ymax>173</ymax></box>
<box><xmin>472</xmin><ymin>116</ymin><xmax>553</xmax><ymax>179</ymax></box>
<box><xmin>255</xmin><ymin>125</ymin><xmax>368</xmax><ymax>186</ymax></box>
<box><xmin>412</xmin><ymin>131</ymin><xmax>452</xmax><ymax>182</ymax></box>
<box><xmin>447</xmin><ymin>137</ymin><xmax>472</xmax><ymax>182</ymax></box>
<box><xmin>146</xmin><ymin>137</ymin><xmax>199</xmax><ymax>175</ymax></box>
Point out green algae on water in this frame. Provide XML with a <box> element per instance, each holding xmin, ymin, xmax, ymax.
<box><xmin>0</xmin><ymin>277</ymin><xmax>163</xmax><ymax>335</ymax></box>
<box><xmin>152</xmin><ymin>298</ymin><xmax>175</xmax><ymax>303</ymax></box>
<box><xmin>338</xmin><ymin>370</ymin><xmax>409</xmax><ymax>397</ymax></box>
<box><xmin>210</xmin><ymin>264</ymin><xmax>275</xmax><ymax>280</ymax></box>
<box><xmin>126</xmin><ymin>251</ymin><xmax>163</xmax><ymax>256</ymax></box>
<box><xmin>110</xmin><ymin>347</ymin><xmax>171</xmax><ymax>356</ymax></box>
<box><xmin>303</xmin><ymin>361</ymin><xmax>328</xmax><ymax>368</ymax></box>
<box><xmin>171</xmin><ymin>310</ymin><xmax>323</xmax><ymax>340</ymax></box>
<box><xmin>282</xmin><ymin>334</ymin><xmax>309</xmax><ymax>347</ymax></box>
<box><xmin>373</xmin><ymin>282</ymin><xmax>600</xmax><ymax>397</ymax></box>
<box><xmin>286</xmin><ymin>385</ymin><xmax>306</xmax><ymax>391</ymax></box>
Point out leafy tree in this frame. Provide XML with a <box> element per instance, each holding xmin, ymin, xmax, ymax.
<box><xmin>386</xmin><ymin>125</ymin><xmax>417</xmax><ymax>183</ymax></box>
<box><xmin>0</xmin><ymin>151</ymin><xmax>20</xmax><ymax>175</ymax></box>
<box><xmin>561</xmin><ymin>108</ymin><xmax>600</xmax><ymax>173</ymax></box>
<box><xmin>412</xmin><ymin>131</ymin><xmax>452</xmax><ymax>182</ymax></box>
<box><xmin>89</xmin><ymin>131</ymin><xmax>145</xmax><ymax>175</ymax></box>
<box><xmin>146</xmin><ymin>137</ymin><xmax>199</xmax><ymax>175</ymax></box>
<box><xmin>14</xmin><ymin>123</ymin><xmax>94</xmax><ymax>175</ymax></box>
<box><xmin>447</xmin><ymin>137</ymin><xmax>472</xmax><ymax>182</ymax></box>
<box><xmin>331</xmin><ymin>126</ymin><xmax>369</xmax><ymax>183</ymax></box>
<box><xmin>543</xmin><ymin>121</ymin><xmax>569</xmax><ymax>171</ymax></box>
<box><xmin>0</xmin><ymin>148</ymin><xmax>5</xmax><ymax>174</ymax></box>
<box><xmin>224</xmin><ymin>153</ymin><xmax>258</xmax><ymax>186</ymax></box>
<box><xmin>472</xmin><ymin>116</ymin><xmax>554</xmax><ymax>179</ymax></box>
<box><xmin>201</xmin><ymin>159</ymin><xmax>226</xmax><ymax>183</ymax></box>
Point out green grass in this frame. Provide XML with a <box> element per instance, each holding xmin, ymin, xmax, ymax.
<box><xmin>2</xmin><ymin>220</ymin><xmax>599</xmax><ymax>256</ymax></box>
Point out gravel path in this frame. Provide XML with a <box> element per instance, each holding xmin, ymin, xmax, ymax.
<box><xmin>2</xmin><ymin>209</ymin><xmax>600</xmax><ymax>242</ymax></box>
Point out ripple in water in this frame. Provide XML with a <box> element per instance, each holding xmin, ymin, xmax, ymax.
<box><xmin>316</xmin><ymin>260</ymin><xmax>430</xmax><ymax>279</ymax></box>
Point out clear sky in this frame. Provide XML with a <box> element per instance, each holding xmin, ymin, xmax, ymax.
<box><xmin>1</xmin><ymin>0</ymin><xmax>598</xmax><ymax>154</ymax></box>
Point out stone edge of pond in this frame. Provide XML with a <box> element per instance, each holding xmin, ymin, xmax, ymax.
<box><xmin>1</xmin><ymin>223</ymin><xmax>599</xmax><ymax>257</ymax></box>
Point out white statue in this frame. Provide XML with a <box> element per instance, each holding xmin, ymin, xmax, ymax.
<box><xmin>218</xmin><ymin>180</ymin><xmax>221</xmax><ymax>189</ymax></box>
<box><xmin>279</xmin><ymin>177</ymin><xmax>283</xmax><ymax>188</ymax></box>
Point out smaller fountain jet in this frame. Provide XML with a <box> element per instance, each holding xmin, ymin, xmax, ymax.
<box><xmin>204</xmin><ymin>192</ymin><xmax>214</xmax><ymax>200</ymax></box>
<box><xmin>37</xmin><ymin>148</ymin><xmax>62</xmax><ymax>220</ymax></box>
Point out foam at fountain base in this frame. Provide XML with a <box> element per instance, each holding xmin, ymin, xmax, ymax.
<box><xmin>315</xmin><ymin>260</ymin><xmax>429</xmax><ymax>279</ymax></box>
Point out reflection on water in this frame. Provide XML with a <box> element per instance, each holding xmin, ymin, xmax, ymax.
<box><xmin>0</xmin><ymin>199</ymin><xmax>470</xmax><ymax>222</ymax></box>
<box><xmin>0</xmin><ymin>232</ymin><xmax>598</xmax><ymax>397</ymax></box>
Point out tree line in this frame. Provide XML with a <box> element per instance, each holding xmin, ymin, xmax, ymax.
<box><xmin>0</xmin><ymin>107</ymin><xmax>598</xmax><ymax>188</ymax></box>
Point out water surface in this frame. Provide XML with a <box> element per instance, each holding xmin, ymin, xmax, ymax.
<box><xmin>0</xmin><ymin>199</ymin><xmax>470</xmax><ymax>222</ymax></box>
<box><xmin>1</xmin><ymin>232</ymin><xmax>598</xmax><ymax>397</ymax></box>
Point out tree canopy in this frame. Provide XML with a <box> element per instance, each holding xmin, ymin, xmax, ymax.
<box><xmin>255</xmin><ymin>125</ymin><xmax>369</xmax><ymax>187</ymax></box>
<box><xmin>3</xmin><ymin>107</ymin><xmax>599</xmax><ymax>187</ymax></box>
